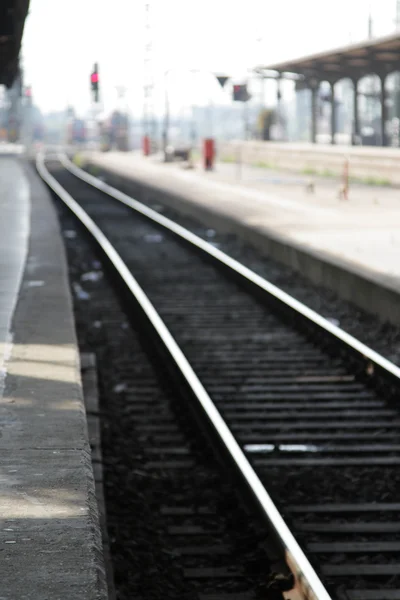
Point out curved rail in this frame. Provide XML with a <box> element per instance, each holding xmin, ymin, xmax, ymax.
<box><xmin>37</xmin><ymin>152</ymin><xmax>332</xmax><ymax>600</ymax></box>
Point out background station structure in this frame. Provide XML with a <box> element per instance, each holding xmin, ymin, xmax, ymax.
<box><xmin>0</xmin><ymin>1</ymin><xmax>30</xmax><ymax>142</ymax></box>
<box><xmin>0</xmin><ymin>0</ymin><xmax>29</xmax><ymax>87</ymax></box>
<box><xmin>257</xmin><ymin>32</ymin><xmax>400</xmax><ymax>146</ymax></box>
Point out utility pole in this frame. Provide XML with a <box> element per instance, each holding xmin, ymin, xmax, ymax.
<box><xmin>163</xmin><ymin>69</ymin><xmax>170</xmax><ymax>159</ymax></box>
<box><xmin>365</xmin><ymin>1</ymin><xmax>376</xmax><ymax>136</ymax></box>
<box><xmin>23</xmin><ymin>84</ymin><xmax>34</xmax><ymax>153</ymax></box>
<box><xmin>143</xmin><ymin>1</ymin><xmax>156</xmax><ymax>153</ymax></box>
<box><xmin>7</xmin><ymin>71</ymin><xmax>22</xmax><ymax>145</ymax></box>
<box><xmin>368</xmin><ymin>0</ymin><xmax>373</xmax><ymax>38</ymax></box>
<box><xmin>256</xmin><ymin>37</ymin><xmax>266</xmax><ymax>112</ymax></box>
<box><xmin>115</xmin><ymin>86</ymin><xmax>128</xmax><ymax>151</ymax></box>
<box><xmin>190</xmin><ymin>70</ymin><xmax>200</xmax><ymax>148</ymax></box>
<box><xmin>89</xmin><ymin>64</ymin><xmax>100</xmax><ymax>149</ymax></box>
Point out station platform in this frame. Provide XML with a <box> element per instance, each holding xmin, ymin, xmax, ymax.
<box><xmin>218</xmin><ymin>140</ymin><xmax>400</xmax><ymax>185</ymax></box>
<box><xmin>0</xmin><ymin>156</ymin><xmax>107</xmax><ymax>598</ymax></box>
<box><xmin>81</xmin><ymin>150</ymin><xmax>400</xmax><ymax>326</ymax></box>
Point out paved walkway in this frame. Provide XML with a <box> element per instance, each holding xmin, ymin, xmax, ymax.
<box><xmin>0</xmin><ymin>156</ymin><xmax>107</xmax><ymax>599</ymax></box>
<box><xmin>0</xmin><ymin>157</ymin><xmax>30</xmax><ymax>388</ymax></box>
<box><xmin>86</xmin><ymin>151</ymin><xmax>400</xmax><ymax>282</ymax></box>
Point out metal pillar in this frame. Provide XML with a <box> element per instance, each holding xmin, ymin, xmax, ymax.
<box><xmin>163</xmin><ymin>70</ymin><xmax>170</xmax><ymax>159</ymax></box>
<box><xmin>276</xmin><ymin>77</ymin><xmax>282</xmax><ymax>139</ymax></box>
<box><xmin>6</xmin><ymin>75</ymin><xmax>21</xmax><ymax>144</ymax></box>
<box><xmin>143</xmin><ymin>1</ymin><xmax>156</xmax><ymax>152</ymax></box>
<box><xmin>260</xmin><ymin>75</ymin><xmax>266</xmax><ymax>108</ymax></box>
<box><xmin>189</xmin><ymin>70</ymin><xmax>199</xmax><ymax>147</ymax></box>
<box><xmin>380</xmin><ymin>74</ymin><xmax>387</xmax><ymax>147</ymax></box>
<box><xmin>352</xmin><ymin>78</ymin><xmax>359</xmax><ymax>145</ymax></box>
<box><xmin>311</xmin><ymin>84</ymin><xmax>318</xmax><ymax>144</ymax></box>
<box><xmin>190</xmin><ymin>104</ymin><xmax>196</xmax><ymax>146</ymax></box>
<box><xmin>330</xmin><ymin>81</ymin><xmax>336</xmax><ymax>145</ymax></box>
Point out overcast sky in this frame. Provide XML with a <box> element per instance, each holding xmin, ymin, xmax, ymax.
<box><xmin>21</xmin><ymin>0</ymin><xmax>399</xmax><ymax>116</ymax></box>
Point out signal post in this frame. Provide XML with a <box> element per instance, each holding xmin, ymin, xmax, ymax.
<box><xmin>90</xmin><ymin>63</ymin><xmax>101</xmax><ymax>149</ymax></box>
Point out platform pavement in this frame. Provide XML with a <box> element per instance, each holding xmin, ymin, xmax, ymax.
<box><xmin>82</xmin><ymin>150</ymin><xmax>400</xmax><ymax>326</ymax></box>
<box><xmin>0</xmin><ymin>155</ymin><xmax>107</xmax><ymax>598</ymax></box>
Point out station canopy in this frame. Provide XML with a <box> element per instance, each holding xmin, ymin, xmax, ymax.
<box><xmin>256</xmin><ymin>32</ymin><xmax>400</xmax><ymax>83</ymax></box>
<box><xmin>0</xmin><ymin>0</ymin><xmax>30</xmax><ymax>87</ymax></box>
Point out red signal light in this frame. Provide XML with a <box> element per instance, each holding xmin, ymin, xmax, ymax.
<box><xmin>91</xmin><ymin>64</ymin><xmax>100</xmax><ymax>102</ymax></box>
<box><xmin>232</xmin><ymin>83</ymin><xmax>250</xmax><ymax>102</ymax></box>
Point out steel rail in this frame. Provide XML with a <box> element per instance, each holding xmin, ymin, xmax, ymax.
<box><xmin>37</xmin><ymin>152</ymin><xmax>332</xmax><ymax>600</ymax></box>
<box><xmin>58</xmin><ymin>151</ymin><xmax>400</xmax><ymax>390</ymax></box>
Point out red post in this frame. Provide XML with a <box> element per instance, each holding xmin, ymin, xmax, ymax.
<box><xmin>203</xmin><ymin>138</ymin><xmax>215</xmax><ymax>171</ymax></box>
<box><xmin>143</xmin><ymin>135</ymin><xmax>150</xmax><ymax>156</ymax></box>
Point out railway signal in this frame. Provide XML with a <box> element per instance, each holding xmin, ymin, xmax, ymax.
<box><xmin>90</xmin><ymin>63</ymin><xmax>99</xmax><ymax>103</ymax></box>
<box><xmin>232</xmin><ymin>83</ymin><xmax>250</xmax><ymax>102</ymax></box>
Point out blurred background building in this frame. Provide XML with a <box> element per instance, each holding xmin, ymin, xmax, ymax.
<box><xmin>3</xmin><ymin>0</ymin><xmax>400</xmax><ymax>150</ymax></box>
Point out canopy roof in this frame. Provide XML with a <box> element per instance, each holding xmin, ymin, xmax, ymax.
<box><xmin>257</xmin><ymin>32</ymin><xmax>400</xmax><ymax>82</ymax></box>
<box><xmin>0</xmin><ymin>0</ymin><xmax>30</xmax><ymax>87</ymax></box>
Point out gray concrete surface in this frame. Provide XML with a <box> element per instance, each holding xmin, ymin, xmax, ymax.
<box><xmin>82</xmin><ymin>151</ymin><xmax>400</xmax><ymax>326</ymax></box>
<box><xmin>0</xmin><ymin>157</ymin><xmax>107</xmax><ymax>599</ymax></box>
<box><xmin>0</xmin><ymin>158</ymin><xmax>30</xmax><ymax>390</ymax></box>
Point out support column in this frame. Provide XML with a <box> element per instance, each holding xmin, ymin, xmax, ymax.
<box><xmin>310</xmin><ymin>83</ymin><xmax>318</xmax><ymax>144</ymax></box>
<box><xmin>276</xmin><ymin>76</ymin><xmax>282</xmax><ymax>139</ymax></box>
<box><xmin>380</xmin><ymin>73</ymin><xmax>387</xmax><ymax>147</ymax></box>
<box><xmin>330</xmin><ymin>81</ymin><xmax>336</xmax><ymax>145</ymax></box>
<box><xmin>163</xmin><ymin>70</ymin><xmax>170</xmax><ymax>160</ymax></box>
<box><xmin>352</xmin><ymin>78</ymin><xmax>359</xmax><ymax>145</ymax></box>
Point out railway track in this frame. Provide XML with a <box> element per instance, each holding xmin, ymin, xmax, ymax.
<box><xmin>38</xmin><ymin>152</ymin><xmax>400</xmax><ymax>600</ymax></box>
<box><xmin>62</xmin><ymin>210</ymin><xmax>281</xmax><ymax>600</ymax></box>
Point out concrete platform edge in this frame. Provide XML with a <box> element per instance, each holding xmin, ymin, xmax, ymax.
<box><xmin>0</xmin><ymin>159</ymin><xmax>108</xmax><ymax>599</ymax></box>
<box><xmin>86</xmin><ymin>159</ymin><xmax>400</xmax><ymax>327</ymax></box>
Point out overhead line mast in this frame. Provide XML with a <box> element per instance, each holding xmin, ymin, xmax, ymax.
<box><xmin>143</xmin><ymin>0</ymin><xmax>156</xmax><ymax>153</ymax></box>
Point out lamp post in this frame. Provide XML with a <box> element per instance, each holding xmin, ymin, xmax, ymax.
<box><xmin>189</xmin><ymin>69</ymin><xmax>214</xmax><ymax>147</ymax></box>
<box><xmin>115</xmin><ymin>86</ymin><xmax>128</xmax><ymax>151</ymax></box>
<box><xmin>163</xmin><ymin>69</ymin><xmax>171</xmax><ymax>160</ymax></box>
<box><xmin>256</xmin><ymin>38</ymin><xmax>266</xmax><ymax>111</ymax></box>
<box><xmin>189</xmin><ymin>69</ymin><xmax>200</xmax><ymax>148</ymax></box>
